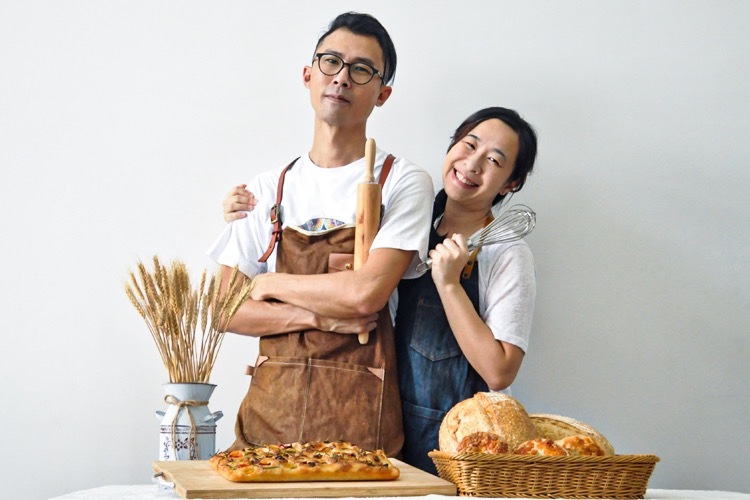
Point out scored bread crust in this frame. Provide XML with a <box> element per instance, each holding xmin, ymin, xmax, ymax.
<box><xmin>439</xmin><ymin>393</ymin><xmax>537</xmax><ymax>453</ymax></box>
<box><xmin>530</xmin><ymin>413</ymin><xmax>615</xmax><ymax>455</ymax></box>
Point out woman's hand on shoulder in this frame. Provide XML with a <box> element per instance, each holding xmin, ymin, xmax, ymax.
<box><xmin>223</xmin><ymin>184</ymin><xmax>257</xmax><ymax>222</ymax></box>
<box><xmin>429</xmin><ymin>233</ymin><xmax>470</xmax><ymax>287</ymax></box>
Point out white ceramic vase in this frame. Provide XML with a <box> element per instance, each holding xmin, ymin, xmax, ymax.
<box><xmin>155</xmin><ymin>382</ymin><xmax>223</xmax><ymax>460</ymax></box>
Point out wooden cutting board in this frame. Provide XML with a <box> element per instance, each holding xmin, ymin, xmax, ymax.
<box><xmin>152</xmin><ymin>459</ymin><xmax>457</xmax><ymax>499</ymax></box>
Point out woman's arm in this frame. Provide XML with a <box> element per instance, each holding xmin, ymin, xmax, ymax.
<box><xmin>429</xmin><ymin>235</ymin><xmax>525</xmax><ymax>391</ymax></box>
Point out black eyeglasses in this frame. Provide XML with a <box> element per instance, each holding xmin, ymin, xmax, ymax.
<box><xmin>314</xmin><ymin>53</ymin><xmax>384</xmax><ymax>85</ymax></box>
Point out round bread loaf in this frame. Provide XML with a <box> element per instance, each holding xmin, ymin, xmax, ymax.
<box><xmin>439</xmin><ymin>393</ymin><xmax>538</xmax><ymax>453</ymax></box>
<box><xmin>530</xmin><ymin>413</ymin><xmax>615</xmax><ymax>455</ymax></box>
<box><xmin>513</xmin><ymin>438</ymin><xmax>568</xmax><ymax>456</ymax></box>
<box><xmin>555</xmin><ymin>435</ymin><xmax>605</xmax><ymax>456</ymax></box>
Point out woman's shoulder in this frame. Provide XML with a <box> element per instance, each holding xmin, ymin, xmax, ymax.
<box><xmin>478</xmin><ymin>240</ymin><xmax>536</xmax><ymax>277</ymax></box>
<box><xmin>479</xmin><ymin>239</ymin><xmax>534</xmax><ymax>260</ymax></box>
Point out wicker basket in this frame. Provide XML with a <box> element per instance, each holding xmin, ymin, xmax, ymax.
<box><xmin>429</xmin><ymin>451</ymin><xmax>659</xmax><ymax>498</ymax></box>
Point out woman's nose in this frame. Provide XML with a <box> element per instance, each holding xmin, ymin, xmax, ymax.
<box><xmin>465</xmin><ymin>155</ymin><xmax>482</xmax><ymax>173</ymax></box>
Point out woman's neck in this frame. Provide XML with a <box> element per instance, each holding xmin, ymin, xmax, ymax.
<box><xmin>437</xmin><ymin>200</ymin><xmax>491</xmax><ymax>238</ymax></box>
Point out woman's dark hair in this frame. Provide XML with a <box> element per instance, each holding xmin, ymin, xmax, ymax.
<box><xmin>446</xmin><ymin>107</ymin><xmax>538</xmax><ymax>206</ymax></box>
<box><xmin>314</xmin><ymin>12</ymin><xmax>397</xmax><ymax>85</ymax></box>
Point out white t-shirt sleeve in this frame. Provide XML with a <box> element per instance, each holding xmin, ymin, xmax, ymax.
<box><xmin>479</xmin><ymin>242</ymin><xmax>536</xmax><ymax>353</ymax></box>
<box><xmin>206</xmin><ymin>174</ymin><xmax>276</xmax><ymax>277</ymax></box>
<box><xmin>371</xmin><ymin>158</ymin><xmax>434</xmax><ymax>275</ymax></box>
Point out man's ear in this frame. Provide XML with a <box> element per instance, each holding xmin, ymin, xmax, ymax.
<box><xmin>303</xmin><ymin>66</ymin><xmax>312</xmax><ymax>88</ymax></box>
<box><xmin>375</xmin><ymin>85</ymin><xmax>393</xmax><ymax>107</ymax></box>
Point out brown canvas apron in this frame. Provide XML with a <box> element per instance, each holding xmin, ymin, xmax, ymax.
<box><xmin>231</xmin><ymin>156</ymin><xmax>404</xmax><ymax>456</ymax></box>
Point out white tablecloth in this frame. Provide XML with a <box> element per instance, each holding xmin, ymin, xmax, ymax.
<box><xmin>51</xmin><ymin>486</ymin><xmax>750</xmax><ymax>500</ymax></box>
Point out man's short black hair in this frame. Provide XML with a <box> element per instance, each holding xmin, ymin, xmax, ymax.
<box><xmin>314</xmin><ymin>12</ymin><xmax>397</xmax><ymax>85</ymax></box>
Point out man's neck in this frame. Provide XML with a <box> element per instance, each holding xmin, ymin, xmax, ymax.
<box><xmin>308</xmin><ymin>122</ymin><xmax>367</xmax><ymax>168</ymax></box>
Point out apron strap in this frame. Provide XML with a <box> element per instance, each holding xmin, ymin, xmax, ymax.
<box><xmin>259</xmin><ymin>157</ymin><xmax>299</xmax><ymax>263</ymax></box>
<box><xmin>377</xmin><ymin>154</ymin><xmax>395</xmax><ymax>223</ymax></box>
<box><xmin>379</xmin><ymin>154</ymin><xmax>395</xmax><ymax>187</ymax></box>
<box><xmin>259</xmin><ymin>154</ymin><xmax>396</xmax><ymax>263</ymax></box>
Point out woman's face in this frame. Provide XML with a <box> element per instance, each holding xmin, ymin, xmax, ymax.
<box><xmin>442</xmin><ymin>118</ymin><xmax>520</xmax><ymax>210</ymax></box>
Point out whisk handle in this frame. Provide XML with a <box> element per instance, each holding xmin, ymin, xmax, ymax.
<box><xmin>415</xmin><ymin>243</ymin><xmax>479</xmax><ymax>273</ymax></box>
<box><xmin>415</xmin><ymin>259</ymin><xmax>433</xmax><ymax>273</ymax></box>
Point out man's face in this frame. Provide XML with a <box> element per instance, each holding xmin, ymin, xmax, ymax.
<box><xmin>303</xmin><ymin>29</ymin><xmax>392</xmax><ymax>128</ymax></box>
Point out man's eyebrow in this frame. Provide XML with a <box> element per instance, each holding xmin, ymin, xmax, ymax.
<box><xmin>467</xmin><ymin>133</ymin><xmax>508</xmax><ymax>162</ymax></box>
<box><xmin>321</xmin><ymin>49</ymin><xmax>377</xmax><ymax>67</ymax></box>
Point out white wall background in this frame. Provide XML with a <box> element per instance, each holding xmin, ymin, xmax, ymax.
<box><xmin>1</xmin><ymin>1</ymin><xmax>748</xmax><ymax>498</ymax></box>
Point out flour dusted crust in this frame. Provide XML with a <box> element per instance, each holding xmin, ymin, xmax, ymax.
<box><xmin>530</xmin><ymin>413</ymin><xmax>615</xmax><ymax>455</ymax></box>
<box><xmin>514</xmin><ymin>437</ymin><xmax>569</xmax><ymax>456</ymax></box>
<box><xmin>439</xmin><ymin>393</ymin><xmax>537</xmax><ymax>453</ymax></box>
<box><xmin>209</xmin><ymin>441</ymin><xmax>400</xmax><ymax>482</ymax></box>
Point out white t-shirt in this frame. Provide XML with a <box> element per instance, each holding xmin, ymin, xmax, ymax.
<box><xmin>207</xmin><ymin>149</ymin><xmax>434</xmax><ymax>320</ymax></box>
<box><xmin>475</xmin><ymin>240</ymin><xmax>536</xmax><ymax>354</ymax></box>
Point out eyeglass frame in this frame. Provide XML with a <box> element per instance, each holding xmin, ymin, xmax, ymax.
<box><xmin>313</xmin><ymin>52</ymin><xmax>385</xmax><ymax>85</ymax></box>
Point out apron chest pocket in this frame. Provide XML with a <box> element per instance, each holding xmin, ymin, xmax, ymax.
<box><xmin>409</xmin><ymin>298</ymin><xmax>462</xmax><ymax>361</ymax></box>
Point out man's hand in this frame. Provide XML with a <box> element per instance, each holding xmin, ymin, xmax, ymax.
<box><xmin>223</xmin><ymin>184</ymin><xmax>256</xmax><ymax>222</ymax></box>
<box><xmin>249</xmin><ymin>273</ymin><xmax>270</xmax><ymax>301</ymax></box>
<box><xmin>316</xmin><ymin>312</ymin><xmax>379</xmax><ymax>334</ymax></box>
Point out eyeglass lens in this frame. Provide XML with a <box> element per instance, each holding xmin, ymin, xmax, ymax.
<box><xmin>317</xmin><ymin>54</ymin><xmax>377</xmax><ymax>85</ymax></box>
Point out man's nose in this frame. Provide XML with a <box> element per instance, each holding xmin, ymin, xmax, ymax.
<box><xmin>333</xmin><ymin>65</ymin><xmax>352</xmax><ymax>87</ymax></box>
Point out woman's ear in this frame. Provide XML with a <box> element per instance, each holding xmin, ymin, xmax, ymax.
<box><xmin>500</xmin><ymin>180</ymin><xmax>520</xmax><ymax>195</ymax></box>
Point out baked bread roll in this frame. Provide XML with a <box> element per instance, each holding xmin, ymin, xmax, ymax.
<box><xmin>514</xmin><ymin>438</ymin><xmax>568</xmax><ymax>456</ymax></box>
<box><xmin>530</xmin><ymin>413</ymin><xmax>614</xmax><ymax>455</ymax></box>
<box><xmin>439</xmin><ymin>393</ymin><xmax>537</xmax><ymax>453</ymax></box>
<box><xmin>555</xmin><ymin>435</ymin><xmax>605</xmax><ymax>456</ymax></box>
<box><xmin>456</xmin><ymin>432</ymin><xmax>509</xmax><ymax>454</ymax></box>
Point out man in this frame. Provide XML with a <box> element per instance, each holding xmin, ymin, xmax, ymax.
<box><xmin>208</xmin><ymin>12</ymin><xmax>433</xmax><ymax>456</ymax></box>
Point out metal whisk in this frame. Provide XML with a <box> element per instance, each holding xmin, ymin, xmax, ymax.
<box><xmin>415</xmin><ymin>204</ymin><xmax>536</xmax><ymax>272</ymax></box>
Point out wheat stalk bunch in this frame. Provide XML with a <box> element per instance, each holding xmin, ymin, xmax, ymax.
<box><xmin>124</xmin><ymin>256</ymin><xmax>252</xmax><ymax>383</ymax></box>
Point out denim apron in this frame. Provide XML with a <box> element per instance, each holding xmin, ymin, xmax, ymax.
<box><xmin>395</xmin><ymin>216</ymin><xmax>488</xmax><ymax>474</ymax></box>
<box><xmin>231</xmin><ymin>157</ymin><xmax>404</xmax><ymax>457</ymax></box>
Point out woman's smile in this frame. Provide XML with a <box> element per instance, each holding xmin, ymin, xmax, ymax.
<box><xmin>452</xmin><ymin>168</ymin><xmax>479</xmax><ymax>188</ymax></box>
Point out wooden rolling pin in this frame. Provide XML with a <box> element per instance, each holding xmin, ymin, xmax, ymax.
<box><xmin>354</xmin><ymin>138</ymin><xmax>380</xmax><ymax>345</ymax></box>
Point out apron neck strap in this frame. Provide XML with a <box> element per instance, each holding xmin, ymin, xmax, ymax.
<box><xmin>258</xmin><ymin>154</ymin><xmax>396</xmax><ymax>264</ymax></box>
<box><xmin>259</xmin><ymin>157</ymin><xmax>299</xmax><ymax>263</ymax></box>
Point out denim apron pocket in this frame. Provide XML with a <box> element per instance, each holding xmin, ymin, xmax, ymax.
<box><xmin>401</xmin><ymin>400</ymin><xmax>445</xmax><ymax>474</ymax></box>
<box><xmin>409</xmin><ymin>295</ymin><xmax>462</xmax><ymax>362</ymax></box>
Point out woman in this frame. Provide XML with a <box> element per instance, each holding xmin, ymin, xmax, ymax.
<box><xmin>222</xmin><ymin>107</ymin><xmax>538</xmax><ymax>474</ymax></box>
